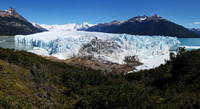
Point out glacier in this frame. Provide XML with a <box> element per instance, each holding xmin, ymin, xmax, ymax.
<box><xmin>32</xmin><ymin>22</ymin><xmax>95</xmax><ymax>31</ymax></box>
<box><xmin>15</xmin><ymin>30</ymin><xmax>180</xmax><ymax>71</ymax></box>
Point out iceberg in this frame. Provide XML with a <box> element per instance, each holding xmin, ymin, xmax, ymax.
<box><xmin>15</xmin><ymin>30</ymin><xmax>180</xmax><ymax>71</ymax></box>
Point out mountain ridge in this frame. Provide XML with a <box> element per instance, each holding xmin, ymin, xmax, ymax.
<box><xmin>86</xmin><ymin>15</ymin><xmax>200</xmax><ymax>38</ymax></box>
<box><xmin>0</xmin><ymin>8</ymin><xmax>46</xmax><ymax>36</ymax></box>
<box><xmin>189</xmin><ymin>28</ymin><xmax>200</xmax><ymax>35</ymax></box>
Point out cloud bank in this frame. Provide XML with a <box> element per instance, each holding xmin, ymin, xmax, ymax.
<box><xmin>192</xmin><ymin>22</ymin><xmax>200</xmax><ymax>25</ymax></box>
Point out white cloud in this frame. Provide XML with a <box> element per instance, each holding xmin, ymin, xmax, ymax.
<box><xmin>192</xmin><ymin>22</ymin><xmax>200</xmax><ymax>25</ymax></box>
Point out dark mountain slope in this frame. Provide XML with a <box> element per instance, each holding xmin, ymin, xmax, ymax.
<box><xmin>0</xmin><ymin>8</ymin><xmax>46</xmax><ymax>36</ymax></box>
<box><xmin>87</xmin><ymin>15</ymin><xmax>200</xmax><ymax>38</ymax></box>
<box><xmin>189</xmin><ymin>28</ymin><xmax>200</xmax><ymax>35</ymax></box>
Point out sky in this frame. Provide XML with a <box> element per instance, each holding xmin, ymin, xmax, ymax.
<box><xmin>1</xmin><ymin>0</ymin><xmax>200</xmax><ymax>28</ymax></box>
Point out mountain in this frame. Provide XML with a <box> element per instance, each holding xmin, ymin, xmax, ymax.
<box><xmin>0</xmin><ymin>8</ymin><xmax>46</xmax><ymax>36</ymax></box>
<box><xmin>189</xmin><ymin>28</ymin><xmax>200</xmax><ymax>35</ymax></box>
<box><xmin>36</xmin><ymin>22</ymin><xmax>94</xmax><ymax>31</ymax></box>
<box><xmin>86</xmin><ymin>15</ymin><xmax>200</xmax><ymax>38</ymax></box>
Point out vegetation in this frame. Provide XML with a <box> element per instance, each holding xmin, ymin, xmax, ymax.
<box><xmin>0</xmin><ymin>47</ymin><xmax>200</xmax><ymax>109</ymax></box>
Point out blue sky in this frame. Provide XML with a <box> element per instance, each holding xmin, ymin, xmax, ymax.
<box><xmin>1</xmin><ymin>0</ymin><xmax>200</xmax><ymax>28</ymax></box>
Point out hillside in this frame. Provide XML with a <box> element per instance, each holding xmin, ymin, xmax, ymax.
<box><xmin>0</xmin><ymin>47</ymin><xmax>200</xmax><ymax>109</ymax></box>
<box><xmin>0</xmin><ymin>8</ymin><xmax>46</xmax><ymax>36</ymax></box>
<box><xmin>86</xmin><ymin>15</ymin><xmax>200</xmax><ymax>38</ymax></box>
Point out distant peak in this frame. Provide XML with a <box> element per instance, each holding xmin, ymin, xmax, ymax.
<box><xmin>150</xmin><ymin>14</ymin><xmax>162</xmax><ymax>19</ymax></box>
<box><xmin>127</xmin><ymin>14</ymin><xmax>163</xmax><ymax>22</ymax></box>
<box><xmin>128</xmin><ymin>15</ymin><xmax>148</xmax><ymax>22</ymax></box>
<box><xmin>152</xmin><ymin>14</ymin><xmax>160</xmax><ymax>17</ymax></box>
<box><xmin>7</xmin><ymin>7</ymin><xmax>17</xmax><ymax>14</ymax></box>
<box><xmin>110</xmin><ymin>20</ymin><xmax>123</xmax><ymax>24</ymax></box>
<box><xmin>8</xmin><ymin>7</ymin><xmax>16</xmax><ymax>11</ymax></box>
<box><xmin>0</xmin><ymin>8</ymin><xmax>28</xmax><ymax>22</ymax></box>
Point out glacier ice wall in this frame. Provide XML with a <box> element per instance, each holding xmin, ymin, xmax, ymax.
<box><xmin>15</xmin><ymin>30</ymin><xmax>180</xmax><ymax>71</ymax></box>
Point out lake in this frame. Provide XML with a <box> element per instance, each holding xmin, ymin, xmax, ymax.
<box><xmin>178</xmin><ymin>38</ymin><xmax>200</xmax><ymax>46</ymax></box>
<box><xmin>0</xmin><ymin>36</ymin><xmax>200</xmax><ymax>50</ymax></box>
<box><xmin>0</xmin><ymin>36</ymin><xmax>15</xmax><ymax>49</ymax></box>
<box><xmin>178</xmin><ymin>38</ymin><xmax>200</xmax><ymax>50</ymax></box>
<box><xmin>0</xmin><ymin>36</ymin><xmax>33</xmax><ymax>50</ymax></box>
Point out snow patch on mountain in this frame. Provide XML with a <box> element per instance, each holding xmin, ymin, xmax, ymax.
<box><xmin>15</xmin><ymin>30</ymin><xmax>180</xmax><ymax>71</ymax></box>
<box><xmin>33</xmin><ymin>22</ymin><xmax>95</xmax><ymax>31</ymax></box>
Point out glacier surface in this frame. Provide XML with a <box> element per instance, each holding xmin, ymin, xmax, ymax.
<box><xmin>15</xmin><ymin>30</ymin><xmax>180</xmax><ymax>71</ymax></box>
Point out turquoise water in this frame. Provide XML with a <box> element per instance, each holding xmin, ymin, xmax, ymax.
<box><xmin>178</xmin><ymin>38</ymin><xmax>200</xmax><ymax>46</ymax></box>
<box><xmin>0</xmin><ymin>36</ymin><xmax>15</xmax><ymax>49</ymax></box>
<box><xmin>0</xmin><ymin>36</ymin><xmax>33</xmax><ymax>50</ymax></box>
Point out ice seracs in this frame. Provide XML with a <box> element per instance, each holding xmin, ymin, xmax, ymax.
<box><xmin>15</xmin><ymin>30</ymin><xmax>180</xmax><ymax>71</ymax></box>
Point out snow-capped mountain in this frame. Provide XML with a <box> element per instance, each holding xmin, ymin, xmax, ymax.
<box><xmin>15</xmin><ymin>30</ymin><xmax>180</xmax><ymax>71</ymax></box>
<box><xmin>0</xmin><ymin>8</ymin><xmax>45</xmax><ymax>36</ymax></box>
<box><xmin>86</xmin><ymin>15</ymin><xmax>200</xmax><ymax>38</ymax></box>
<box><xmin>34</xmin><ymin>22</ymin><xmax>95</xmax><ymax>31</ymax></box>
